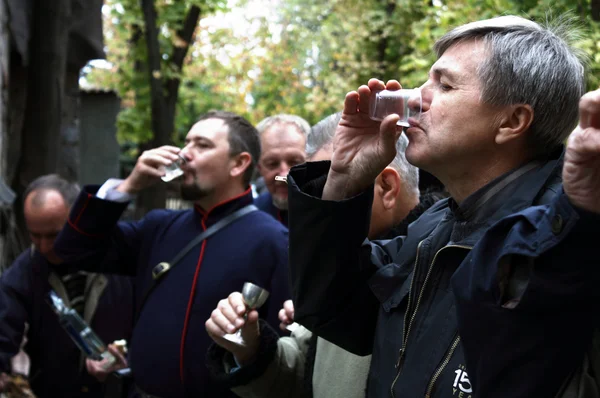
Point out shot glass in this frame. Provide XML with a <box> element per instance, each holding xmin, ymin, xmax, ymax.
<box><xmin>161</xmin><ymin>154</ymin><xmax>187</xmax><ymax>182</ymax></box>
<box><xmin>369</xmin><ymin>88</ymin><xmax>422</xmax><ymax>127</ymax></box>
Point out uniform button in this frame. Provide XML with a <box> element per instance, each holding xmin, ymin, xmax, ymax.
<box><xmin>551</xmin><ymin>214</ymin><xmax>564</xmax><ymax>235</ymax></box>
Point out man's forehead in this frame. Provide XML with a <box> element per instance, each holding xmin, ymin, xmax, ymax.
<box><xmin>431</xmin><ymin>41</ymin><xmax>486</xmax><ymax>77</ymax></box>
<box><xmin>187</xmin><ymin>118</ymin><xmax>230</xmax><ymax>140</ymax></box>
<box><xmin>262</xmin><ymin>123</ymin><xmax>306</xmax><ymax>144</ymax></box>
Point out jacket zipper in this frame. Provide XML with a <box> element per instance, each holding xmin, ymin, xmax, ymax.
<box><xmin>425</xmin><ymin>335</ymin><xmax>461</xmax><ymax>398</ymax></box>
<box><xmin>390</xmin><ymin>240</ymin><xmax>424</xmax><ymax>397</ymax></box>
<box><xmin>390</xmin><ymin>244</ymin><xmax>472</xmax><ymax>398</ymax></box>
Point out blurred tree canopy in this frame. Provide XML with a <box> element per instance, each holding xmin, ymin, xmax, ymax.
<box><xmin>86</xmin><ymin>0</ymin><xmax>600</xmax><ymax>152</ymax></box>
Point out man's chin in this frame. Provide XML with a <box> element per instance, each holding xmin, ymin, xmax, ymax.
<box><xmin>272</xmin><ymin>195</ymin><xmax>288</xmax><ymax>210</ymax></box>
<box><xmin>180</xmin><ymin>184</ymin><xmax>210</xmax><ymax>201</ymax></box>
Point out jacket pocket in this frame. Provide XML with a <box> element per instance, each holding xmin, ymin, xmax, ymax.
<box><xmin>368</xmin><ymin>261</ymin><xmax>413</xmax><ymax>313</ymax></box>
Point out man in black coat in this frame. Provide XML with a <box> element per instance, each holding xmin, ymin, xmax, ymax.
<box><xmin>0</xmin><ymin>174</ymin><xmax>134</xmax><ymax>398</ymax></box>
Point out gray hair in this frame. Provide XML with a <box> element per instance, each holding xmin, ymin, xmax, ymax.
<box><xmin>306</xmin><ymin>112</ymin><xmax>341</xmax><ymax>158</ymax></box>
<box><xmin>23</xmin><ymin>174</ymin><xmax>80</xmax><ymax>207</ymax></box>
<box><xmin>307</xmin><ymin>112</ymin><xmax>419</xmax><ymax>194</ymax></box>
<box><xmin>434</xmin><ymin>14</ymin><xmax>587</xmax><ymax>157</ymax></box>
<box><xmin>256</xmin><ymin>114</ymin><xmax>311</xmax><ymax>139</ymax></box>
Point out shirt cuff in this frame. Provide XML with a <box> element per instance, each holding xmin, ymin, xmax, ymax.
<box><xmin>96</xmin><ymin>178</ymin><xmax>135</xmax><ymax>202</ymax></box>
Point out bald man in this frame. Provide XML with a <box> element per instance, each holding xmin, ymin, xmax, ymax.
<box><xmin>0</xmin><ymin>175</ymin><xmax>134</xmax><ymax>398</ymax></box>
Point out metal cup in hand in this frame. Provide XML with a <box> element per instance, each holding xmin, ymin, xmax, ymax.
<box><xmin>222</xmin><ymin>282</ymin><xmax>270</xmax><ymax>346</ymax></box>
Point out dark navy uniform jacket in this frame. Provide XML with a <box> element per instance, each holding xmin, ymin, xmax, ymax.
<box><xmin>53</xmin><ymin>186</ymin><xmax>290</xmax><ymax>398</ymax></box>
<box><xmin>0</xmin><ymin>250</ymin><xmax>134</xmax><ymax>398</ymax></box>
<box><xmin>254</xmin><ymin>192</ymin><xmax>288</xmax><ymax>227</ymax></box>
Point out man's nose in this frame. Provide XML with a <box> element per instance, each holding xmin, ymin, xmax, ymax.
<box><xmin>179</xmin><ymin>147</ymin><xmax>192</xmax><ymax>163</ymax></box>
<box><xmin>418</xmin><ymin>81</ymin><xmax>433</xmax><ymax>112</ymax></box>
<box><xmin>278</xmin><ymin>162</ymin><xmax>292</xmax><ymax>177</ymax></box>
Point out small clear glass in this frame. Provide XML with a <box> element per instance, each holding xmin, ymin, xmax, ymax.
<box><xmin>369</xmin><ymin>88</ymin><xmax>422</xmax><ymax>127</ymax></box>
<box><xmin>161</xmin><ymin>154</ymin><xmax>187</xmax><ymax>182</ymax></box>
<box><xmin>222</xmin><ymin>282</ymin><xmax>270</xmax><ymax>347</ymax></box>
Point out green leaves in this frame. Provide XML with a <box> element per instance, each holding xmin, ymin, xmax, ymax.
<box><xmin>94</xmin><ymin>0</ymin><xmax>600</xmax><ymax>152</ymax></box>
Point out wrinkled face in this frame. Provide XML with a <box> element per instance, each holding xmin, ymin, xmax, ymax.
<box><xmin>258</xmin><ymin>123</ymin><xmax>306</xmax><ymax>209</ymax></box>
<box><xmin>180</xmin><ymin>118</ymin><xmax>238</xmax><ymax>201</ymax></box>
<box><xmin>24</xmin><ymin>190</ymin><xmax>69</xmax><ymax>263</ymax></box>
<box><xmin>405</xmin><ymin>40</ymin><xmax>504</xmax><ymax>179</ymax></box>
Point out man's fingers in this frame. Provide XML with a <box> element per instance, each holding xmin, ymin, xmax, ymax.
<box><xmin>137</xmin><ymin>164</ymin><xmax>165</xmax><ymax>179</ymax></box>
<box><xmin>579</xmin><ymin>89</ymin><xmax>600</xmax><ymax>130</ymax></box>
<box><xmin>357</xmin><ymin>85</ymin><xmax>372</xmax><ymax>114</ymax></box>
<box><xmin>211</xmin><ymin>309</ymin><xmax>239</xmax><ymax>333</ymax></box>
<box><xmin>278</xmin><ymin>308</ymin><xmax>287</xmax><ymax>323</ymax></box>
<box><xmin>139</xmin><ymin>153</ymin><xmax>175</xmax><ymax>168</ymax></box>
<box><xmin>106</xmin><ymin>345</ymin><xmax>127</xmax><ymax>367</ymax></box>
<box><xmin>159</xmin><ymin>145</ymin><xmax>183</xmax><ymax>155</ymax></box>
<box><xmin>151</xmin><ymin>148</ymin><xmax>181</xmax><ymax>162</ymax></box>
<box><xmin>368</xmin><ymin>78</ymin><xmax>386</xmax><ymax>92</ymax></box>
<box><xmin>385</xmin><ymin>79</ymin><xmax>402</xmax><ymax>90</ymax></box>
<box><xmin>218</xmin><ymin>299</ymin><xmax>244</xmax><ymax>327</ymax></box>
<box><xmin>228</xmin><ymin>292</ymin><xmax>247</xmax><ymax>315</ymax></box>
<box><xmin>246</xmin><ymin>310</ymin><xmax>259</xmax><ymax>325</ymax></box>
<box><xmin>381</xmin><ymin>114</ymin><xmax>402</xmax><ymax>139</ymax></box>
<box><xmin>343</xmin><ymin>91</ymin><xmax>360</xmax><ymax>115</ymax></box>
<box><xmin>569</xmin><ymin>127</ymin><xmax>600</xmax><ymax>157</ymax></box>
<box><xmin>283</xmin><ymin>300</ymin><xmax>295</xmax><ymax>320</ymax></box>
<box><xmin>206</xmin><ymin>318</ymin><xmax>226</xmax><ymax>338</ymax></box>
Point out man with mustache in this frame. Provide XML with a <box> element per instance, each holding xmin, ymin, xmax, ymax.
<box><xmin>52</xmin><ymin>111</ymin><xmax>290</xmax><ymax>398</ymax></box>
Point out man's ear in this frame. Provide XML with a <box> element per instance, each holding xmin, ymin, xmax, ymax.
<box><xmin>376</xmin><ymin>167</ymin><xmax>401</xmax><ymax>210</ymax></box>
<box><xmin>230</xmin><ymin>152</ymin><xmax>253</xmax><ymax>180</ymax></box>
<box><xmin>496</xmin><ymin>104</ymin><xmax>534</xmax><ymax>145</ymax></box>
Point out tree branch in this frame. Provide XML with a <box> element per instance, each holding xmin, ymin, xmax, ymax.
<box><xmin>592</xmin><ymin>0</ymin><xmax>600</xmax><ymax>22</ymax></box>
<box><xmin>140</xmin><ymin>0</ymin><xmax>168</xmax><ymax>145</ymax></box>
<box><xmin>165</xmin><ymin>5</ymin><xmax>201</xmax><ymax>115</ymax></box>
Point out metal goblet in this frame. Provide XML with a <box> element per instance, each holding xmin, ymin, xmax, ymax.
<box><xmin>222</xmin><ymin>282</ymin><xmax>270</xmax><ymax>346</ymax></box>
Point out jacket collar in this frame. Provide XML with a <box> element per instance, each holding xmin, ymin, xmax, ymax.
<box><xmin>194</xmin><ymin>187</ymin><xmax>254</xmax><ymax>227</ymax></box>
<box><xmin>447</xmin><ymin>147</ymin><xmax>564</xmax><ymax>246</ymax></box>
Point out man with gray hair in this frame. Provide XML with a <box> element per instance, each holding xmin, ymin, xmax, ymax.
<box><xmin>254</xmin><ymin>14</ymin><xmax>593</xmax><ymax>398</ymax></box>
<box><xmin>254</xmin><ymin>114</ymin><xmax>311</xmax><ymax>226</ymax></box>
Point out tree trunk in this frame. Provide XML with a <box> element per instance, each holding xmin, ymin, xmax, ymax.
<box><xmin>16</xmin><ymin>0</ymin><xmax>71</xmax><ymax>193</ymax></box>
<box><xmin>592</xmin><ymin>0</ymin><xmax>600</xmax><ymax>22</ymax></box>
<box><xmin>138</xmin><ymin>0</ymin><xmax>168</xmax><ymax>216</ymax></box>
<box><xmin>376</xmin><ymin>0</ymin><xmax>396</xmax><ymax>78</ymax></box>
<box><xmin>12</xmin><ymin>0</ymin><xmax>70</xmax><ymax>243</ymax></box>
<box><xmin>136</xmin><ymin>1</ymin><xmax>201</xmax><ymax>218</ymax></box>
<box><xmin>165</xmin><ymin>5</ymin><xmax>201</xmax><ymax>131</ymax></box>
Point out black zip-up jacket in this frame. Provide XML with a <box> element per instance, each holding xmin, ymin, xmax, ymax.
<box><xmin>286</xmin><ymin>151</ymin><xmax>574</xmax><ymax>398</ymax></box>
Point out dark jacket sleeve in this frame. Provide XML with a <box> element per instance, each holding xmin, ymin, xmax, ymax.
<box><xmin>0</xmin><ymin>253</ymin><xmax>34</xmax><ymax>371</ymax></box>
<box><xmin>53</xmin><ymin>185</ymin><xmax>145</xmax><ymax>276</ymax></box>
<box><xmin>287</xmin><ymin>161</ymin><xmax>406</xmax><ymax>355</ymax></box>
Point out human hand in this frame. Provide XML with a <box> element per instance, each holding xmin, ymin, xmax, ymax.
<box><xmin>117</xmin><ymin>145</ymin><xmax>181</xmax><ymax>194</ymax></box>
<box><xmin>564</xmin><ymin>89</ymin><xmax>600</xmax><ymax>214</ymax></box>
<box><xmin>278</xmin><ymin>300</ymin><xmax>295</xmax><ymax>331</ymax></box>
<box><xmin>323</xmin><ymin>79</ymin><xmax>404</xmax><ymax>200</ymax></box>
<box><xmin>85</xmin><ymin>344</ymin><xmax>128</xmax><ymax>382</ymax></box>
<box><xmin>205</xmin><ymin>292</ymin><xmax>260</xmax><ymax>366</ymax></box>
<box><xmin>0</xmin><ymin>373</ymin><xmax>8</xmax><ymax>392</ymax></box>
